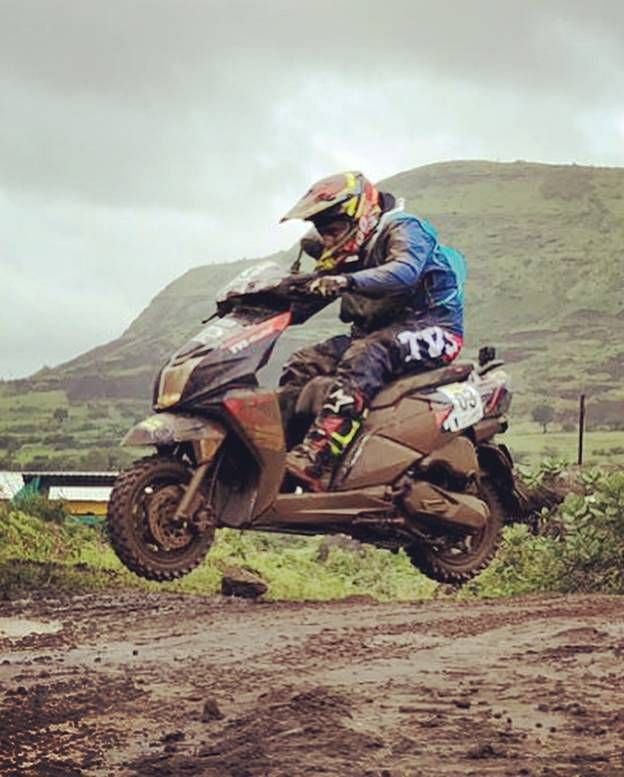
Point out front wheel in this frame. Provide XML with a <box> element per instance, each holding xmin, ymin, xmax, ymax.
<box><xmin>107</xmin><ymin>456</ymin><xmax>215</xmax><ymax>581</ymax></box>
<box><xmin>406</xmin><ymin>479</ymin><xmax>504</xmax><ymax>585</ymax></box>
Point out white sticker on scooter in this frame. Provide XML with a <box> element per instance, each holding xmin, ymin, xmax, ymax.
<box><xmin>437</xmin><ymin>382</ymin><xmax>484</xmax><ymax>432</ymax></box>
<box><xmin>194</xmin><ymin>317</ymin><xmax>240</xmax><ymax>345</ymax></box>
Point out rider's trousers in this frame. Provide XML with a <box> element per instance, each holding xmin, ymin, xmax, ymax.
<box><xmin>280</xmin><ymin>317</ymin><xmax>464</xmax><ymax>458</ymax></box>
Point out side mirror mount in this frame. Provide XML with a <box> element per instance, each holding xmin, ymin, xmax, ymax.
<box><xmin>478</xmin><ymin>346</ymin><xmax>496</xmax><ymax>366</ymax></box>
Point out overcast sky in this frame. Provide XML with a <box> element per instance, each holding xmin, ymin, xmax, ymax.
<box><xmin>1</xmin><ymin>0</ymin><xmax>623</xmax><ymax>379</ymax></box>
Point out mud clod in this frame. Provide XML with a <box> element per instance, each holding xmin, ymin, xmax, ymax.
<box><xmin>467</xmin><ymin>742</ymin><xmax>507</xmax><ymax>759</ymax></box>
<box><xmin>201</xmin><ymin>697</ymin><xmax>225</xmax><ymax>722</ymax></box>
<box><xmin>161</xmin><ymin>730</ymin><xmax>186</xmax><ymax>743</ymax></box>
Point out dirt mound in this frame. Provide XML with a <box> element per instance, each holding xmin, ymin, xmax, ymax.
<box><xmin>131</xmin><ymin>687</ymin><xmax>382</xmax><ymax>776</ymax></box>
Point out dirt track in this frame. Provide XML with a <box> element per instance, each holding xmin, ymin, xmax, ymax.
<box><xmin>1</xmin><ymin>592</ymin><xmax>623</xmax><ymax>776</ymax></box>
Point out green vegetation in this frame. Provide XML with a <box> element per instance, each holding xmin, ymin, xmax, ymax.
<box><xmin>0</xmin><ymin>386</ymin><xmax>147</xmax><ymax>471</ymax></box>
<box><xmin>1</xmin><ymin>465</ymin><xmax>622</xmax><ymax>601</ymax></box>
<box><xmin>2</xmin><ymin>383</ymin><xmax>621</xmax><ymax>472</ymax></box>
<box><xmin>466</xmin><ymin>468</ymin><xmax>624</xmax><ymax>597</ymax></box>
<box><xmin>531</xmin><ymin>403</ymin><xmax>555</xmax><ymax>434</ymax></box>
<box><xmin>0</xmin><ymin>499</ymin><xmax>436</xmax><ymax>601</ymax></box>
<box><xmin>506</xmin><ymin>426</ymin><xmax>624</xmax><ymax>468</ymax></box>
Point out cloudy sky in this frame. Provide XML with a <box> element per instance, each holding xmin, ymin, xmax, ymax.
<box><xmin>1</xmin><ymin>0</ymin><xmax>623</xmax><ymax>378</ymax></box>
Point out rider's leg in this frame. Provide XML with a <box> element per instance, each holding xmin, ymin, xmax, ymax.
<box><xmin>277</xmin><ymin>334</ymin><xmax>352</xmax><ymax>433</ymax></box>
<box><xmin>277</xmin><ymin>334</ymin><xmax>352</xmax><ymax>453</ymax></box>
<box><xmin>285</xmin><ymin>321</ymin><xmax>463</xmax><ymax>489</ymax></box>
<box><xmin>279</xmin><ymin>334</ymin><xmax>352</xmax><ymax>390</ymax></box>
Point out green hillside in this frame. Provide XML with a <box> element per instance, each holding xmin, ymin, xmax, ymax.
<box><xmin>1</xmin><ymin>160</ymin><xmax>623</xmax><ymax>470</ymax></box>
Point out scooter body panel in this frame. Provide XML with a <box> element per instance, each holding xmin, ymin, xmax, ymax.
<box><xmin>222</xmin><ymin>388</ymin><xmax>286</xmax><ymax>519</ymax></box>
<box><xmin>334</xmin><ymin>396</ymin><xmax>447</xmax><ymax>490</ymax></box>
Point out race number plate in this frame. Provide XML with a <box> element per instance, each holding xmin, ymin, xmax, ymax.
<box><xmin>437</xmin><ymin>382</ymin><xmax>484</xmax><ymax>432</ymax></box>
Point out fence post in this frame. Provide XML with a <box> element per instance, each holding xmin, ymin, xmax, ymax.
<box><xmin>577</xmin><ymin>393</ymin><xmax>586</xmax><ymax>466</ymax></box>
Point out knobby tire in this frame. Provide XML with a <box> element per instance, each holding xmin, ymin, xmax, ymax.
<box><xmin>107</xmin><ymin>455</ymin><xmax>214</xmax><ymax>582</ymax></box>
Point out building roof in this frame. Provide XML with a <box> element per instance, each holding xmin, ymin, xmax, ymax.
<box><xmin>22</xmin><ymin>471</ymin><xmax>118</xmax><ymax>478</ymax></box>
<box><xmin>48</xmin><ymin>486</ymin><xmax>112</xmax><ymax>502</ymax></box>
<box><xmin>22</xmin><ymin>471</ymin><xmax>118</xmax><ymax>488</ymax></box>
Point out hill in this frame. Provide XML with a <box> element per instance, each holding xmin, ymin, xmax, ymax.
<box><xmin>2</xmin><ymin>160</ymin><xmax>623</xmax><ymax>469</ymax></box>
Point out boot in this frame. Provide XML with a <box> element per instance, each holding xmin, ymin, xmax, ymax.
<box><xmin>285</xmin><ymin>416</ymin><xmax>361</xmax><ymax>492</ymax></box>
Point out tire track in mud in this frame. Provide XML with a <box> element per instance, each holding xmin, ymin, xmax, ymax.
<box><xmin>0</xmin><ymin>593</ymin><xmax>623</xmax><ymax>776</ymax></box>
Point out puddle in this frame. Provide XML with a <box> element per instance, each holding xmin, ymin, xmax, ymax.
<box><xmin>0</xmin><ymin>617</ymin><xmax>62</xmax><ymax>639</ymax></box>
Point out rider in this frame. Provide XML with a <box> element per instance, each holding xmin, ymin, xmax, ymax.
<box><xmin>280</xmin><ymin>171</ymin><xmax>466</xmax><ymax>490</ymax></box>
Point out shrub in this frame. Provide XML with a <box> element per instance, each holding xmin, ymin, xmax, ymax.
<box><xmin>2</xmin><ymin>462</ymin><xmax>623</xmax><ymax>601</ymax></box>
<box><xmin>555</xmin><ymin>470</ymin><xmax>624</xmax><ymax>592</ymax></box>
<box><xmin>469</xmin><ymin>468</ymin><xmax>624</xmax><ymax>597</ymax></box>
<box><xmin>53</xmin><ymin>407</ymin><xmax>69</xmax><ymax>424</ymax></box>
<box><xmin>531</xmin><ymin>403</ymin><xmax>555</xmax><ymax>433</ymax></box>
<box><xmin>11</xmin><ymin>494</ymin><xmax>71</xmax><ymax>524</ymax></box>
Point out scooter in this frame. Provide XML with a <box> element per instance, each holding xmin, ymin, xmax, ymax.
<box><xmin>107</xmin><ymin>261</ymin><xmax>519</xmax><ymax>585</ymax></box>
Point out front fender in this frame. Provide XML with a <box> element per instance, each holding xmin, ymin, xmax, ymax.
<box><xmin>122</xmin><ymin>412</ymin><xmax>226</xmax><ymax>450</ymax></box>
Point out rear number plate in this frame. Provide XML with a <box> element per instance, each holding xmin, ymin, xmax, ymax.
<box><xmin>437</xmin><ymin>383</ymin><xmax>484</xmax><ymax>432</ymax></box>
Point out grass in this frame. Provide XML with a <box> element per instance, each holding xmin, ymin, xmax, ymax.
<box><xmin>2</xmin><ymin>383</ymin><xmax>622</xmax><ymax>475</ymax></box>
<box><xmin>504</xmin><ymin>427</ymin><xmax>624</xmax><ymax>468</ymax></box>
<box><xmin>0</xmin><ymin>503</ymin><xmax>436</xmax><ymax>602</ymax></box>
<box><xmin>2</xmin><ymin>464</ymin><xmax>623</xmax><ymax>602</ymax></box>
<box><xmin>0</xmin><ymin>388</ymin><xmax>148</xmax><ymax>470</ymax></box>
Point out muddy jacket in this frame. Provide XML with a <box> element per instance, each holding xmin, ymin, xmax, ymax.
<box><xmin>302</xmin><ymin>195</ymin><xmax>465</xmax><ymax>336</ymax></box>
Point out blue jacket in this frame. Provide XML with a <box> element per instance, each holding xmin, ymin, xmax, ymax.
<box><xmin>341</xmin><ymin>205</ymin><xmax>466</xmax><ymax>336</ymax></box>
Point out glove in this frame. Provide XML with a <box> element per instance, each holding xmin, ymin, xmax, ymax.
<box><xmin>309</xmin><ymin>275</ymin><xmax>351</xmax><ymax>297</ymax></box>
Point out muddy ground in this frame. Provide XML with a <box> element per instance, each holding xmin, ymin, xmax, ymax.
<box><xmin>0</xmin><ymin>592</ymin><xmax>623</xmax><ymax>776</ymax></box>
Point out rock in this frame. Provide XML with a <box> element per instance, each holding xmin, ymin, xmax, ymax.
<box><xmin>221</xmin><ymin>567</ymin><xmax>268</xmax><ymax>599</ymax></box>
<box><xmin>467</xmin><ymin>742</ymin><xmax>506</xmax><ymax>759</ymax></box>
<box><xmin>201</xmin><ymin>697</ymin><xmax>224</xmax><ymax>722</ymax></box>
<box><xmin>161</xmin><ymin>731</ymin><xmax>185</xmax><ymax>743</ymax></box>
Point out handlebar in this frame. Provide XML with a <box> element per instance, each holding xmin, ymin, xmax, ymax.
<box><xmin>275</xmin><ymin>273</ymin><xmax>318</xmax><ymax>297</ymax></box>
<box><xmin>216</xmin><ymin>272</ymin><xmax>324</xmax><ymax>319</ymax></box>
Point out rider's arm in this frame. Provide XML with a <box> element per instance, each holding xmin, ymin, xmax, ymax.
<box><xmin>348</xmin><ymin>219</ymin><xmax>435</xmax><ymax>296</ymax></box>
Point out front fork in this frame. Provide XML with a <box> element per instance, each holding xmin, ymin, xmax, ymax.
<box><xmin>173</xmin><ymin>436</ymin><xmax>225</xmax><ymax>524</ymax></box>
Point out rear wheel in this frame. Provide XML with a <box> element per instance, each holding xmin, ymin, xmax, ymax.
<box><xmin>107</xmin><ymin>456</ymin><xmax>215</xmax><ymax>581</ymax></box>
<box><xmin>406</xmin><ymin>479</ymin><xmax>504</xmax><ymax>585</ymax></box>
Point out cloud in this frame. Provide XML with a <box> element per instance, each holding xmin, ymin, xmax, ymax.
<box><xmin>0</xmin><ymin>0</ymin><xmax>623</xmax><ymax>377</ymax></box>
<box><xmin>2</xmin><ymin>1</ymin><xmax>622</xmax><ymax>99</ymax></box>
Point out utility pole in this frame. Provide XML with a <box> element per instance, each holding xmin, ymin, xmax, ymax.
<box><xmin>577</xmin><ymin>394</ymin><xmax>586</xmax><ymax>466</ymax></box>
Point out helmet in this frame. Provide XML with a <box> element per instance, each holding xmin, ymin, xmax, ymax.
<box><xmin>281</xmin><ymin>171</ymin><xmax>381</xmax><ymax>271</ymax></box>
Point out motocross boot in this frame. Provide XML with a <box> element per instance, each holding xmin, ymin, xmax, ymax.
<box><xmin>285</xmin><ymin>435</ymin><xmax>334</xmax><ymax>492</ymax></box>
<box><xmin>285</xmin><ymin>415</ymin><xmax>362</xmax><ymax>492</ymax></box>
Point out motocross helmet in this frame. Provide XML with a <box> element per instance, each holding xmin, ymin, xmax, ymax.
<box><xmin>281</xmin><ymin>171</ymin><xmax>382</xmax><ymax>271</ymax></box>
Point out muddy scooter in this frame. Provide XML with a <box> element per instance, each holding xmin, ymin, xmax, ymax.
<box><xmin>107</xmin><ymin>262</ymin><xmax>519</xmax><ymax>585</ymax></box>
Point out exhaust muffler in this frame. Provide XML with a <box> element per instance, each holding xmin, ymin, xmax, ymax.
<box><xmin>403</xmin><ymin>481</ymin><xmax>489</xmax><ymax>532</ymax></box>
